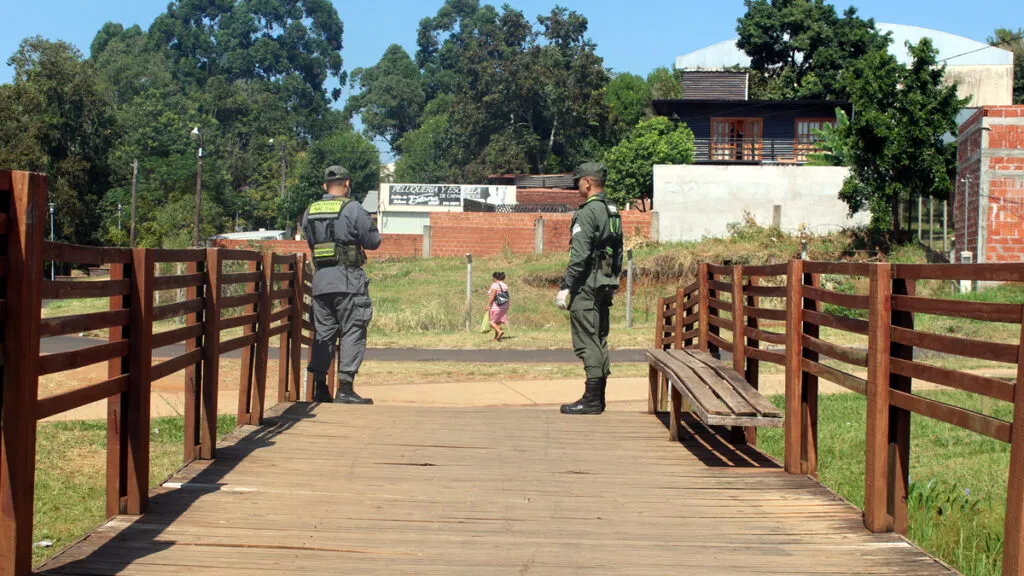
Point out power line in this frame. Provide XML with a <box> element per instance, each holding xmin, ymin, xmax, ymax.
<box><xmin>936</xmin><ymin>32</ymin><xmax>1023</xmax><ymax>64</ymax></box>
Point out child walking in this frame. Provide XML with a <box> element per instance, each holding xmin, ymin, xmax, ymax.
<box><xmin>487</xmin><ymin>271</ymin><xmax>510</xmax><ymax>342</ymax></box>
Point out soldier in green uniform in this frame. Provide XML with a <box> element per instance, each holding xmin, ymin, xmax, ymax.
<box><xmin>301</xmin><ymin>166</ymin><xmax>382</xmax><ymax>404</ymax></box>
<box><xmin>555</xmin><ymin>162</ymin><xmax>624</xmax><ymax>415</ymax></box>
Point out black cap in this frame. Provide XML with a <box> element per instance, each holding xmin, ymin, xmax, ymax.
<box><xmin>324</xmin><ymin>165</ymin><xmax>351</xmax><ymax>183</ymax></box>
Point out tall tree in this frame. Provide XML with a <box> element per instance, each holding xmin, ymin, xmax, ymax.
<box><xmin>838</xmin><ymin>39</ymin><xmax>966</xmax><ymax>234</ymax></box>
<box><xmin>736</xmin><ymin>0</ymin><xmax>890</xmax><ymax>100</ymax></box>
<box><xmin>605</xmin><ymin>117</ymin><xmax>695</xmax><ymax>209</ymax></box>
<box><xmin>0</xmin><ymin>37</ymin><xmax>115</xmax><ymax>244</ymax></box>
<box><xmin>344</xmin><ymin>44</ymin><xmax>426</xmax><ymax>151</ymax></box>
<box><xmin>605</xmin><ymin>73</ymin><xmax>651</xmax><ymax>142</ymax></box>
<box><xmin>647</xmin><ymin>67</ymin><xmax>683</xmax><ymax>100</ymax></box>
<box><xmin>989</xmin><ymin>28</ymin><xmax>1024</xmax><ymax>104</ymax></box>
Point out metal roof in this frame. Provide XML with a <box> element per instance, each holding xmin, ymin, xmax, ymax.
<box><xmin>676</xmin><ymin>23</ymin><xmax>1014</xmax><ymax>70</ymax></box>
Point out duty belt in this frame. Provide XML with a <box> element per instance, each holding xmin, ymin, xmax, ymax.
<box><xmin>312</xmin><ymin>243</ymin><xmax>366</xmax><ymax>269</ymax></box>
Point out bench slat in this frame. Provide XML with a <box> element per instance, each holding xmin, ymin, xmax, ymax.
<box><xmin>646</xmin><ymin>350</ymin><xmax>731</xmax><ymax>418</ymax></box>
<box><xmin>685</xmin><ymin>350</ymin><xmax>782</xmax><ymax>418</ymax></box>
<box><xmin>669</xmin><ymin>350</ymin><xmax>757</xmax><ymax>416</ymax></box>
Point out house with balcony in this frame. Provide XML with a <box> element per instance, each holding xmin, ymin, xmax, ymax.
<box><xmin>652</xmin><ymin>71</ymin><xmax>853</xmax><ymax>165</ymax></box>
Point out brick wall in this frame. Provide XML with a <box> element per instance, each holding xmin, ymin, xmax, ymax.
<box><xmin>515</xmin><ymin>188</ymin><xmax>579</xmax><ymax>206</ymax></box>
<box><xmin>211</xmin><ymin>234</ymin><xmax>423</xmax><ymax>260</ymax></box>
<box><xmin>956</xmin><ymin>105</ymin><xmax>1024</xmax><ymax>263</ymax></box>
<box><xmin>429</xmin><ymin>212</ymin><xmax>653</xmax><ymax>257</ymax></box>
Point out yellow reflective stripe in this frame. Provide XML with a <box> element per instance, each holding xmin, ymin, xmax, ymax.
<box><xmin>313</xmin><ymin>247</ymin><xmax>336</xmax><ymax>258</ymax></box>
<box><xmin>308</xmin><ymin>200</ymin><xmax>344</xmax><ymax>215</ymax></box>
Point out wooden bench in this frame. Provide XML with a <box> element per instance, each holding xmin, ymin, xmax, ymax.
<box><xmin>647</xmin><ymin>348</ymin><xmax>783</xmax><ymax>440</ymax></box>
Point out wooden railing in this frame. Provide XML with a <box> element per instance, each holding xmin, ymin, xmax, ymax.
<box><xmin>0</xmin><ymin>171</ymin><xmax>309</xmax><ymax>575</ymax></box>
<box><xmin>658</xmin><ymin>259</ymin><xmax>1024</xmax><ymax>575</ymax></box>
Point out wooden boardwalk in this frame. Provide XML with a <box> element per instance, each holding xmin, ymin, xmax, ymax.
<box><xmin>40</xmin><ymin>404</ymin><xmax>955</xmax><ymax>575</ymax></box>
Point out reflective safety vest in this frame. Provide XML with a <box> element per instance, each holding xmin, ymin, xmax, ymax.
<box><xmin>306</xmin><ymin>197</ymin><xmax>367</xmax><ymax>269</ymax></box>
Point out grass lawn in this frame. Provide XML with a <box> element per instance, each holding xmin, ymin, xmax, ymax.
<box><xmin>758</xmin><ymin>391</ymin><xmax>1010</xmax><ymax>576</ymax></box>
<box><xmin>33</xmin><ymin>415</ymin><xmax>236</xmax><ymax>567</ymax></box>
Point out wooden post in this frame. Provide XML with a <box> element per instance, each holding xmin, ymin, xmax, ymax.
<box><xmin>802</xmin><ymin>273</ymin><xmax>821</xmax><ymax>477</ymax></box>
<box><xmin>106</xmin><ymin>260</ymin><xmax>130</xmax><ymax>517</ymax></box>
<box><xmin>251</xmin><ymin>252</ymin><xmax>273</xmax><ymax>425</ymax></box>
<box><xmin>289</xmin><ymin>255</ymin><xmax>305</xmax><ymax>402</ymax></box>
<box><xmin>865</xmin><ymin>262</ymin><xmax>893</xmax><ymax>533</ymax></box>
<box><xmin>236</xmin><ymin>259</ymin><xmax>258</xmax><ymax>426</ymax></box>
<box><xmin>683</xmin><ymin>289</ymin><xmax>696</xmax><ymax>348</ymax></box>
<box><xmin>125</xmin><ymin>248</ymin><xmax>154</xmax><ymax>515</ymax></box>
<box><xmin>673</xmin><ymin>288</ymin><xmax>685</xmax><ymax>350</ymax></box>
<box><xmin>277</xmin><ymin>258</ymin><xmax>293</xmax><ymax>404</ymax></box>
<box><xmin>200</xmin><ymin>249</ymin><xmax>221</xmax><ymax>459</ymax></box>
<box><xmin>698</xmin><ymin>263</ymin><xmax>710</xmax><ymax>353</ymax></box>
<box><xmin>1002</xmin><ymin>313</ymin><xmax>1024</xmax><ymax>575</ymax></box>
<box><xmin>655</xmin><ymin>296</ymin><xmax>666</xmax><ymax>350</ymax></box>
<box><xmin>744</xmin><ymin>275</ymin><xmax>761</xmax><ymax>445</ymax></box>
<box><xmin>648</xmin><ymin>364</ymin><xmax>659</xmax><ymax>415</ymax></box>
<box><xmin>783</xmin><ymin>259</ymin><xmax>804</xmax><ymax>474</ymax></box>
<box><xmin>928</xmin><ymin>198</ymin><xmax>934</xmax><ymax>249</ymax></box>
<box><xmin>183</xmin><ymin>258</ymin><xmax>203</xmax><ymax>463</ymax></box>
<box><xmin>0</xmin><ymin>171</ymin><xmax>46</xmax><ymax>576</ymax></box>
<box><xmin>889</xmin><ymin>276</ymin><xmax>914</xmax><ymax>534</ymax></box>
<box><xmin>730</xmin><ymin>266</ymin><xmax>745</xmax><ymax>375</ymax></box>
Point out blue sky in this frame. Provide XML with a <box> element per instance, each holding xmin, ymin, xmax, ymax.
<box><xmin>3</xmin><ymin>0</ymin><xmax>1018</xmax><ymax>94</ymax></box>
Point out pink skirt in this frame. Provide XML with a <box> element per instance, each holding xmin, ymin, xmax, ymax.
<box><xmin>489</xmin><ymin>306</ymin><xmax>508</xmax><ymax>325</ymax></box>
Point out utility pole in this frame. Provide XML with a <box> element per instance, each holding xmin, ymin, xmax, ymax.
<box><xmin>280</xmin><ymin>142</ymin><xmax>287</xmax><ymax>199</ymax></box>
<box><xmin>625</xmin><ymin>249</ymin><xmax>634</xmax><ymax>329</ymax></box>
<box><xmin>48</xmin><ymin>202</ymin><xmax>55</xmax><ymax>281</ymax></box>
<box><xmin>130</xmin><ymin>159</ymin><xmax>138</xmax><ymax>247</ymax></box>
<box><xmin>191</xmin><ymin>127</ymin><xmax>204</xmax><ymax>247</ymax></box>
<box><xmin>465</xmin><ymin>254</ymin><xmax>473</xmax><ymax>332</ymax></box>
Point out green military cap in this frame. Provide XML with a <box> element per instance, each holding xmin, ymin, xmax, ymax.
<box><xmin>324</xmin><ymin>165</ymin><xmax>351</xmax><ymax>183</ymax></box>
<box><xmin>574</xmin><ymin>162</ymin><xmax>607</xmax><ymax>182</ymax></box>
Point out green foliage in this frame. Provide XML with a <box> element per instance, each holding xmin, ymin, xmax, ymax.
<box><xmin>646</xmin><ymin>67</ymin><xmax>683</xmax><ymax>100</ymax></box>
<box><xmin>838</xmin><ymin>39</ymin><xmax>967</xmax><ymax>233</ymax></box>
<box><xmin>0</xmin><ymin>37</ymin><xmax>115</xmax><ymax>245</ymax></box>
<box><xmin>736</xmin><ymin>0</ymin><xmax>890</xmax><ymax>100</ymax></box>
<box><xmin>605</xmin><ymin>117</ymin><xmax>695</xmax><ymax>207</ymax></box>
<box><xmin>989</xmin><ymin>28</ymin><xmax>1024</xmax><ymax>104</ymax></box>
<box><xmin>394</xmin><ymin>100</ymin><xmax>454</xmax><ymax>184</ymax></box>
<box><xmin>280</xmin><ymin>130</ymin><xmax>380</xmax><ymax>228</ymax></box>
<box><xmin>605</xmin><ymin>73</ymin><xmax>651</xmax><ymax>142</ymax></box>
<box><xmin>807</xmin><ymin>107</ymin><xmax>851</xmax><ymax>166</ymax></box>
<box><xmin>345</xmin><ymin>44</ymin><xmax>426</xmax><ymax>149</ymax></box>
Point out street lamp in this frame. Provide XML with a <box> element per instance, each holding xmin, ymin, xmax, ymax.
<box><xmin>48</xmin><ymin>202</ymin><xmax>55</xmax><ymax>281</ymax></box>
<box><xmin>191</xmin><ymin>127</ymin><xmax>204</xmax><ymax>247</ymax></box>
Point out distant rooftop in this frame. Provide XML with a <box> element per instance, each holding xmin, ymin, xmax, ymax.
<box><xmin>676</xmin><ymin>23</ymin><xmax>1014</xmax><ymax>70</ymax></box>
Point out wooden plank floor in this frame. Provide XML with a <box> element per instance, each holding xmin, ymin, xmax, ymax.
<box><xmin>40</xmin><ymin>403</ymin><xmax>956</xmax><ymax>575</ymax></box>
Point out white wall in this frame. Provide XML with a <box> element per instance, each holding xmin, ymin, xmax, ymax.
<box><xmin>379</xmin><ymin>212</ymin><xmax>430</xmax><ymax>235</ymax></box>
<box><xmin>653</xmin><ymin>165</ymin><xmax>868</xmax><ymax>242</ymax></box>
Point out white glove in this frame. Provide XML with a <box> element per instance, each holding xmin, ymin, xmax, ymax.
<box><xmin>555</xmin><ymin>289</ymin><xmax>570</xmax><ymax>310</ymax></box>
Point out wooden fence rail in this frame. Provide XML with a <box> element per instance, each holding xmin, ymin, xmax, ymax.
<box><xmin>657</xmin><ymin>258</ymin><xmax>1024</xmax><ymax>576</ymax></box>
<box><xmin>0</xmin><ymin>171</ymin><xmax>308</xmax><ymax>575</ymax></box>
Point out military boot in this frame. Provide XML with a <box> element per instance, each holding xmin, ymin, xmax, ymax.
<box><xmin>560</xmin><ymin>378</ymin><xmax>605</xmax><ymax>415</ymax></box>
<box><xmin>599</xmin><ymin>377</ymin><xmax>608</xmax><ymax>411</ymax></box>
<box><xmin>335</xmin><ymin>375</ymin><xmax>373</xmax><ymax>405</ymax></box>
<box><xmin>312</xmin><ymin>374</ymin><xmax>332</xmax><ymax>403</ymax></box>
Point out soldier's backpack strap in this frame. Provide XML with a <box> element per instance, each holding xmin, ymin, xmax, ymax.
<box><xmin>586</xmin><ymin>196</ymin><xmax>624</xmax><ymax>278</ymax></box>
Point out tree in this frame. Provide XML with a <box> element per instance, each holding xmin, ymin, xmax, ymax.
<box><xmin>605</xmin><ymin>117</ymin><xmax>695</xmax><ymax>209</ymax></box>
<box><xmin>394</xmin><ymin>98</ymin><xmax>454</xmax><ymax>184</ymax></box>
<box><xmin>605</xmin><ymin>73</ymin><xmax>650</xmax><ymax>142</ymax></box>
<box><xmin>989</xmin><ymin>28</ymin><xmax>1024</xmax><ymax>104</ymax></box>
<box><xmin>647</xmin><ymin>67</ymin><xmax>682</xmax><ymax>100</ymax></box>
<box><xmin>0</xmin><ymin>37</ymin><xmax>115</xmax><ymax>245</ymax></box>
<box><xmin>807</xmin><ymin>107</ymin><xmax>851</xmax><ymax>166</ymax></box>
<box><xmin>736</xmin><ymin>0</ymin><xmax>890</xmax><ymax>100</ymax></box>
<box><xmin>837</xmin><ymin>39</ymin><xmax>966</xmax><ymax>234</ymax></box>
<box><xmin>279</xmin><ymin>129</ymin><xmax>380</xmax><ymax>229</ymax></box>
<box><xmin>344</xmin><ymin>44</ymin><xmax>426</xmax><ymax>151</ymax></box>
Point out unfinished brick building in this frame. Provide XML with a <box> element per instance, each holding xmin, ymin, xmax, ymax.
<box><xmin>955</xmin><ymin>106</ymin><xmax>1024</xmax><ymax>263</ymax></box>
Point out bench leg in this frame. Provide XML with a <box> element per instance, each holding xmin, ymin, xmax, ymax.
<box><xmin>659</xmin><ymin>374</ymin><xmax>669</xmax><ymax>413</ymax></box>
<box><xmin>648</xmin><ymin>365</ymin><xmax>659</xmax><ymax>415</ymax></box>
<box><xmin>729</xmin><ymin>426</ymin><xmax>747</xmax><ymax>445</ymax></box>
<box><xmin>669</xmin><ymin>386</ymin><xmax>683</xmax><ymax>442</ymax></box>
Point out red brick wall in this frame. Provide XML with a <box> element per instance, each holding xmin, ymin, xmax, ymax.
<box><xmin>211</xmin><ymin>234</ymin><xmax>422</xmax><ymax>260</ymax></box>
<box><xmin>429</xmin><ymin>212</ymin><xmax>653</xmax><ymax>257</ymax></box>
<box><xmin>956</xmin><ymin>105</ymin><xmax>1024</xmax><ymax>263</ymax></box>
<box><xmin>515</xmin><ymin>188</ymin><xmax>579</xmax><ymax>206</ymax></box>
<box><xmin>986</xmin><ymin>178</ymin><xmax>1024</xmax><ymax>263</ymax></box>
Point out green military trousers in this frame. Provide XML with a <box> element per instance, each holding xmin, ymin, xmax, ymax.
<box><xmin>569</xmin><ymin>286</ymin><xmax>614</xmax><ymax>380</ymax></box>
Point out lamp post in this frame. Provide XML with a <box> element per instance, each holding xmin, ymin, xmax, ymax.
<box><xmin>191</xmin><ymin>127</ymin><xmax>204</xmax><ymax>247</ymax></box>
<box><xmin>117</xmin><ymin>203</ymin><xmax>123</xmax><ymax>233</ymax></box>
<box><xmin>48</xmin><ymin>202</ymin><xmax>55</xmax><ymax>281</ymax></box>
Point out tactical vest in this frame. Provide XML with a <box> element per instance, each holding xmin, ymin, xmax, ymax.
<box><xmin>586</xmin><ymin>195</ymin><xmax>624</xmax><ymax>279</ymax></box>
<box><xmin>305</xmin><ymin>197</ymin><xmax>367</xmax><ymax>270</ymax></box>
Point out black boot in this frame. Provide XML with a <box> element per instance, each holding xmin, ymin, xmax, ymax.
<box><xmin>312</xmin><ymin>374</ymin><xmax>332</xmax><ymax>403</ymax></box>
<box><xmin>560</xmin><ymin>378</ymin><xmax>604</xmax><ymax>415</ymax></box>
<box><xmin>599</xmin><ymin>377</ymin><xmax>608</xmax><ymax>411</ymax></box>
<box><xmin>335</xmin><ymin>377</ymin><xmax>373</xmax><ymax>405</ymax></box>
